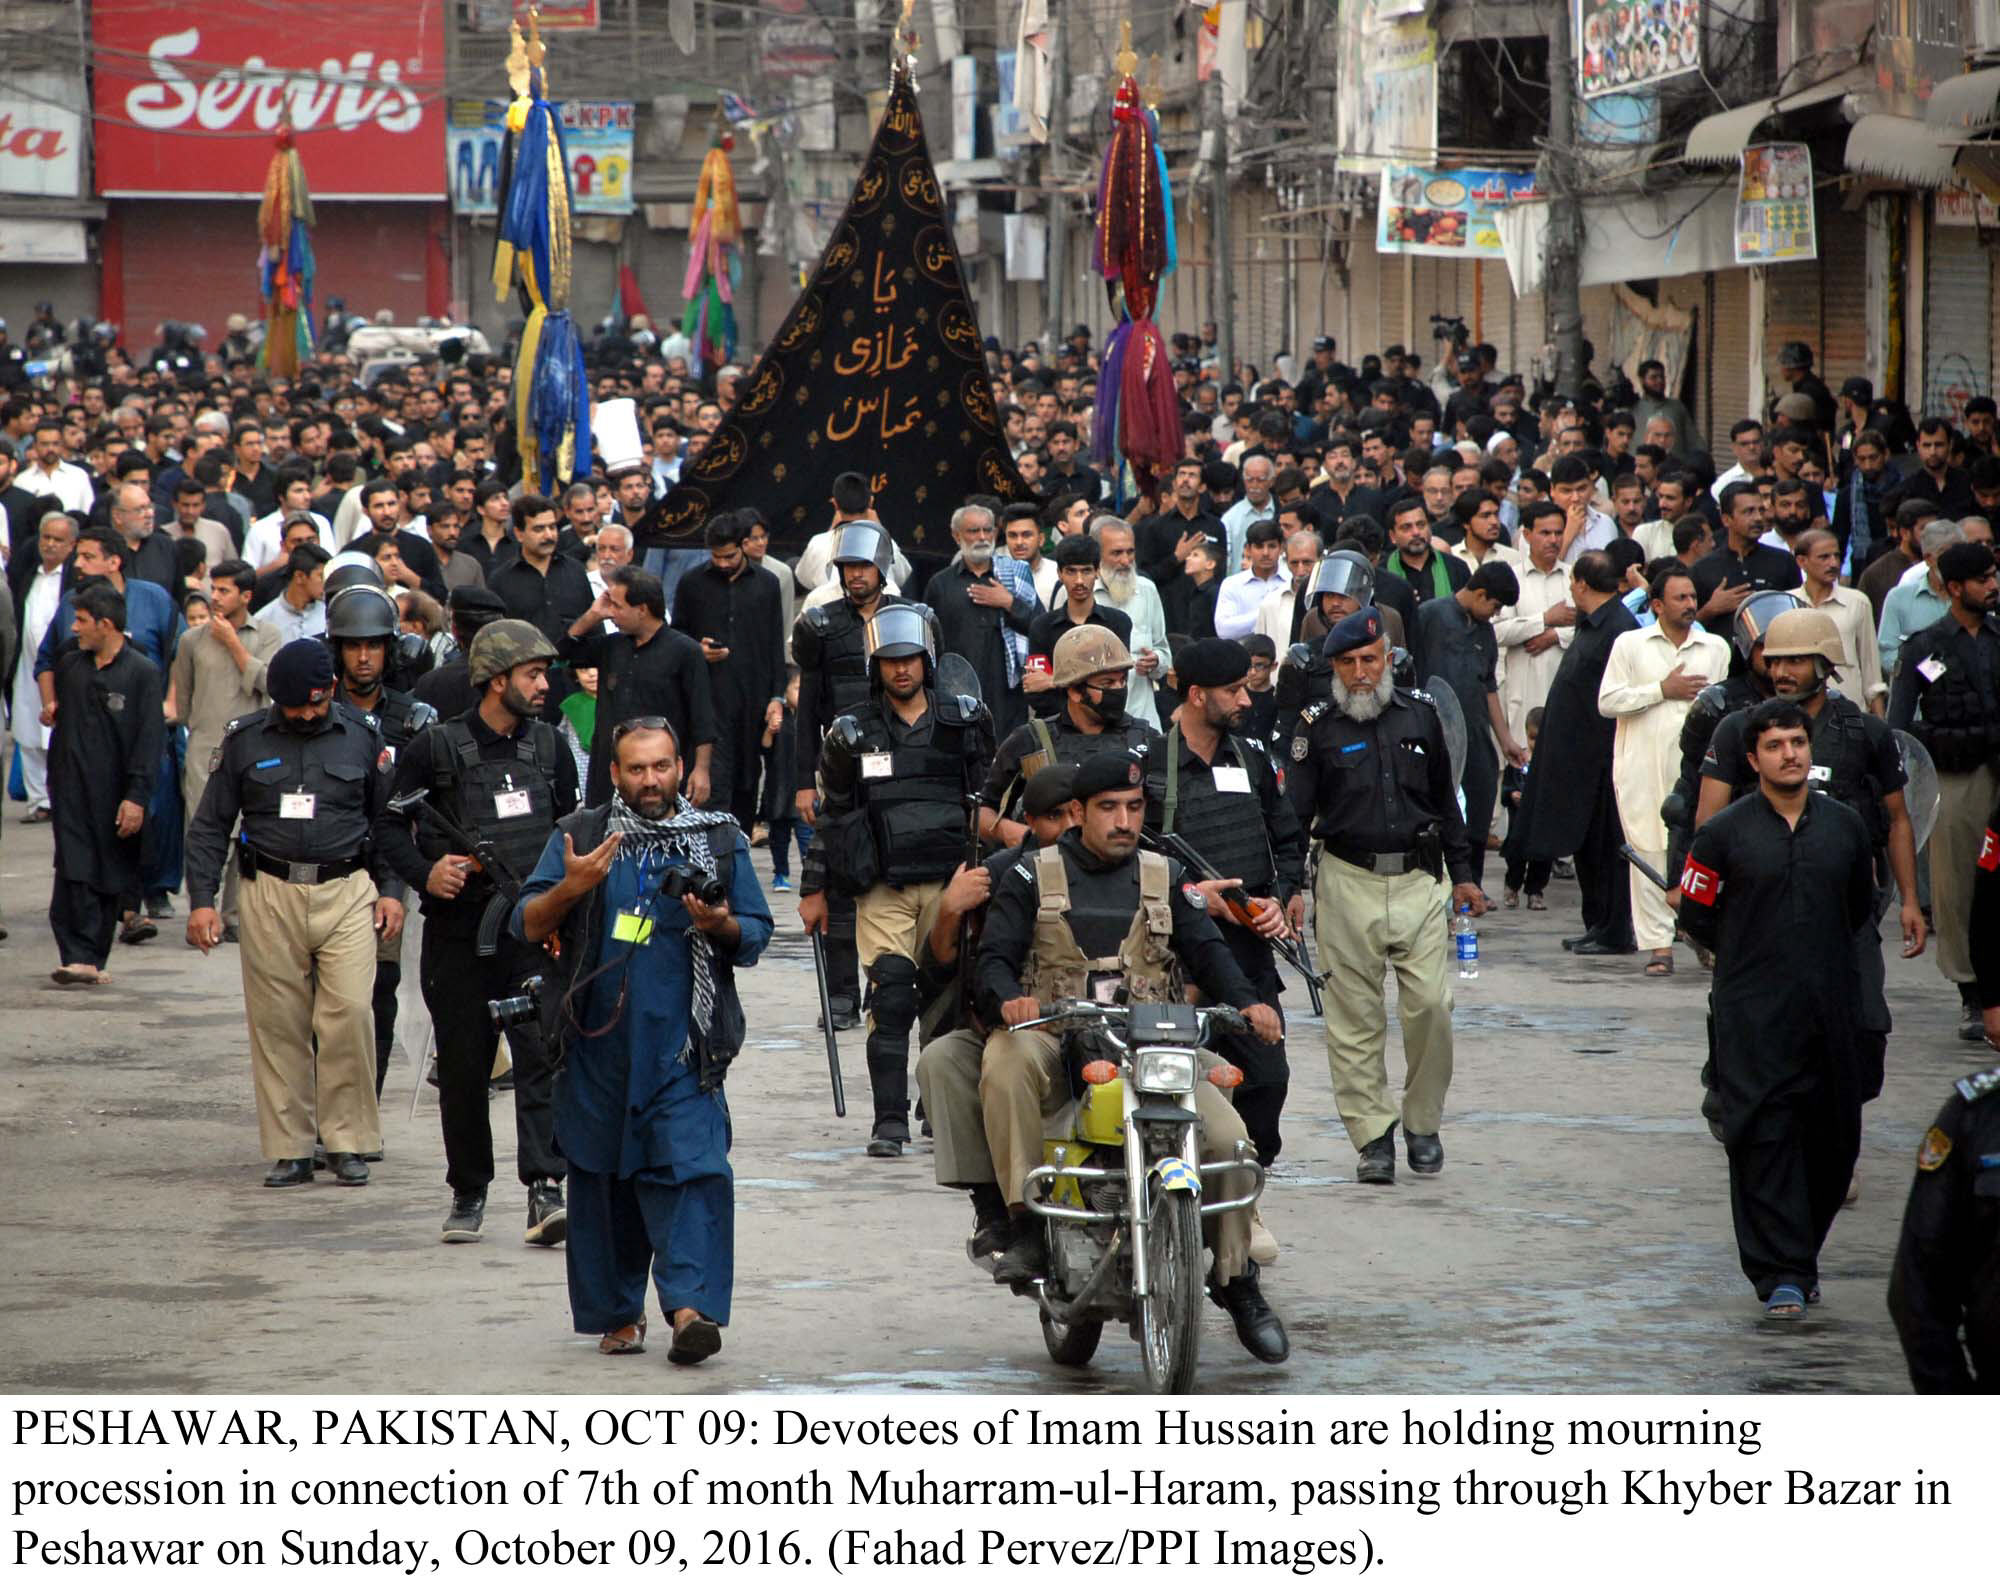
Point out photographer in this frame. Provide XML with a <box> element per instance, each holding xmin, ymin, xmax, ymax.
<box><xmin>376</xmin><ymin>621</ymin><xmax>579</xmax><ymax>1248</ymax></box>
<box><xmin>514</xmin><ymin>718</ymin><xmax>772</xmax><ymax>1365</ymax></box>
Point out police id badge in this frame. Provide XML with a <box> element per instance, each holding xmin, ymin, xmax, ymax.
<box><xmin>495</xmin><ymin>790</ymin><xmax>532</xmax><ymax>818</ymax></box>
<box><xmin>279</xmin><ymin>792</ymin><xmax>316</xmax><ymax>819</ymax></box>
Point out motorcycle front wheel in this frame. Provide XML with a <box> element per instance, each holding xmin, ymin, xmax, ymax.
<box><xmin>1040</xmin><ymin>1311</ymin><xmax>1104</xmax><ymax>1366</ymax></box>
<box><xmin>1138</xmin><ymin>1185</ymin><xmax>1202</xmax><ymax>1393</ymax></box>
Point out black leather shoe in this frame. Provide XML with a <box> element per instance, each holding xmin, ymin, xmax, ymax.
<box><xmin>991</xmin><ymin>1220</ymin><xmax>1048</xmax><ymax>1284</ymax></box>
<box><xmin>866</xmin><ymin>1117</ymin><xmax>908</xmax><ymax>1158</ymax></box>
<box><xmin>1356</xmin><ymin>1125</ymin><xmax>1396</xmax><ymax>1185</ymax></box>
<box><xmin>829</xmin><ymin>997</ymin><xmax>863</xmax><ymax>1032</ymax></box>
<box><xmin>1212</xmin><ymin>1268</ymin><xmax>1290</xmax><ymax>1364</ymax></box>
<box><xmin>1958</xmin><ymin>1003</ymin><xmax>1985</xmax><ymax>1042</ymax></box>
<box><xmin>263</xmin><ymin>1158</ymin><xmax>313</xmax><ymax>1188</ymax></box>
<box><xmin>1561</xmin><ymin>931</ymin><xmax>1599</xmax><ymax>952</ymax></box>
<box><xmin>326</xmin><ymin>1152</ymin><xmax>369</xmax><ymax>1185</ymax></box>
<box><xmin>1569</xmin><ymin>936</ymin><xmax>1636</xmax><ymax>956</ymax></box>
<box><xmin>967</xmin><ymin>1186</ymin><xmax>1010</xmax><ymax>1261</ymax></box>
<box><xmin>1405</xmin><ymin>1131</ymin><xmax>1443</xmax><ymax>1174</ymax></box>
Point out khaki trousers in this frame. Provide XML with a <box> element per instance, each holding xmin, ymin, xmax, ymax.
<box><xmin>914</xmin><ymin>1028</ymin><xmax>995</xmax><ymax>1187</ymax></box>
<box><xmin>855</xmin><ymin>879</ymin><xmax>946</xmax><ymax>1017</ymax></box>
<box><xmin>1626</xmin><ymin>842</ymin><xmax>1677</xmax><ymax>951</ymax></box>
<box><xmin>979</xmin><ymin>1026</ymin><xmax>1252</xmax><ymax>1283</ymax></box>
<box><xmin>1932</xmin><ymin>763</ymin><xmax>1999</xmax><ymax>984</ymax></box>
<box><xmin>238</xmin><ymin>867</ymin><xmax>381</xmax><ymax>1160</ymax></box>
<box><xmin>1313</xmin><ymin>853</ymin><xmax>1455</xmax><ymax>1150</ymax></box>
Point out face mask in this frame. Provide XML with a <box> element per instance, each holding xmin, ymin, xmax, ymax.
<box><xmin>1084</xmin><ymin>685</ymin><xmax>1128</xmax><ymax>724</ymax></box>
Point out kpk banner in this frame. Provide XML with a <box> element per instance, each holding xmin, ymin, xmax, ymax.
<box><xmin>1378</xmin><ymin>166</ymin><xmax>1539</xmax><ymax>258</ymax></box>
<box><xmin>448</xmin><ymin>100</ymin><xmax>634</xmax><ymax>216</ymax></box>
<box><xmin>91</xmin><ymin>0</ymin><xmax>446</xmax><ymax>199</ymax></box>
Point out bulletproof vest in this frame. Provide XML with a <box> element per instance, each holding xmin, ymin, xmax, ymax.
<box><xmin>850</xmin><ymin>696</ymin><xmax>980</xmax><ymax>887</ymax></box>
<box><xmin>428</xmin><ymin>718</ymin><xmax>563</xmax><ymax>896</ymax></box>
<box><xmin>1145</xmin><ymin>727</ymin><xmax>1277</xmax><ymax>893</ymax></box>
<box><xmin>1909</xmin><ymin>622</ymin><xmax>2000</xmax><ymax>772</ymax></box>
<box><xmin>807</xmin><ymin>595</ymin><xmax>909</xmax><ymax>721</ymax></box>
<box><xmin>1808</xmin><ymin>698</ymin><xmax>1886</xmax><ymax>846</ymax></box>
<box><xmin>349</xmin><ymin>685</ymin><xmax>437</xmax><ymax>756</ymax></box>
<box><xmin>1017</xmin><ymin>713</ymin><xmax>1156</xmax><ymax>783</ymax></box>
<box><xmin>1020</xmin><ymin>846</ymin><xmax>1180</xmax><ymax>1006</ymax></box>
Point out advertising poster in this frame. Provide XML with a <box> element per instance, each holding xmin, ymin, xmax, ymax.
<box><xmin>1377</xmin><ymin>165</ymin><xmax>1539</xmax><ymax>258</ymax></box>
<box><xmin>448</xmin><ymin>99</ymin><xmax>635</xmax><ymax>216</ymax></box>
<box><xmin>1335</xmin><ymin>0</ymin><xmax>1437</xmax><ymax>173</ymax></box>
<box><xmin>1734</xmin><ymin>142</ymin><xmax>1816</xmax><ymax>265</ymax></box>
<box><xmin>1577</xmin><ymin>0</ymin><xmax>1701</xmax><ymax>100</ymax></box>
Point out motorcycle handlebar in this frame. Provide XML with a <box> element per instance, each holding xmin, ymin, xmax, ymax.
<box><xmin>1009</xmin><ymin>1000</ymin><xmax>1246</xmax><ymax>1037</ymax></box>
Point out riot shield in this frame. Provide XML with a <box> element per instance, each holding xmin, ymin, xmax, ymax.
<box><xmin>937</xmin><ymin>653</ymin><xmax>983</xmax><ymax>708</ymax></box>
<box><xmin>1423</xmin><ymin>677</ymin><xmax>1469</xmax><ymax>789</ymax></box>
<box><xmin>1895</xmin><ymin>730</ymin><xmax>1940</xmax><ymax>852</ymax></box>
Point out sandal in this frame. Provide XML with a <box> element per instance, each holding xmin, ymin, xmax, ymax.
<box><xmin>1763</xmin><ymin>1284</ymin><xmax>1807</xmax><ymax>1321</ymax></box>
<box><xmin>1526</xmin><ymin>894</ymin><xmax>1546</xmax><ymax>911</ymax></box>
<box><xmin>597</xmin><ymin>1318</ymin><xmax>647</xmax><ymax>1355</ymax></box>
<box><xmin>1503</xmin><ymin>889</ymin><xmax>1519</xmax><ymax>909</ymax></box>
<box><xmin>1645</xmin><ymin>952</ymin><xmax>1674</xmax><ymax>977</ymax></box>
<box><xmin>668</xmin><ymin>1310</ymin><xmax>722</xmax><ymax>1366</ymax></box>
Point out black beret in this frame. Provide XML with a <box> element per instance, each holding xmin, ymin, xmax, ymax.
<box><xmin>1020</xmin><ymin>764</ymin><xmax>1079</xmax><ymax>817</ymax></box>
<box><xmin>447</xmin><ymin>584</ymin><xmax>507</xmax><ymax>614</ymax></box>
<box><xmin>267</xmin><ymin>639</ymin><xmax>336</xmax><ymax>706</ymax></box>
<box><xmin>1068</xmin><ymin>748</ymin><xmax>1145</xmax><ymax>801</ymax></box>
<box><xmin>1937</xmin><ymin>541</ymin><xmax>1996</xmax><ymax>586</ymax></box>
<box><xmin>1322</xmin><ymin>608</ymin><xmax>1385</xmax><ymax>656</ymax></box>
<box><xmin>1176</xmin><ymin>637</ymin><xmax>1252</xmax><ymax>689</ymax></box>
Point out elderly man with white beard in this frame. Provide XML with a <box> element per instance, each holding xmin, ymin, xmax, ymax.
<box><xmin>922</xmin><ymin>504</ymin><xmax>1039</xmax><ymax>740</ymax></box>
<box><xmin>1090</xmin><ymin>516</ymin><xmax>1173</xmax><ymax>729</ymax></box>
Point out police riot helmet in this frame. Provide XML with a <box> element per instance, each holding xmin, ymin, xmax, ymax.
<box><xmin>326</xmin><ymin>583</ymin><xmax>399</xmax><ymax>643</ymax></box>
<box><xmin>1732</xmin><ymin>589</ymin><xmax>1802</xmax><ymax>659</ymax></box>
<box><xmin>324</xmin><ymin>551</ymin><xmax>386</xmax><ymax>601</ymax></box>
<box><xmin>1307</xmin><ymin>548</ymin><xmax>1375</xmax><ymax>608</ymax></box>
<box><xmin>864</xmin><ymin>603</ymin><xmax>937</xmax><ymax>681</ymax></box>
<box><xmin>830</xmin><ymin>521</ymin><xmax>895</xmax><ymax>578</ymax></box>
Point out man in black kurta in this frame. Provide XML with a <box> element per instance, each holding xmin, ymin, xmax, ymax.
<box><xmin>47</xmin><ymin>583</ymin><xmax>164</xmax><ymax>982</ymax></box>
<box><xmin>1680</xmin><ymin>698</ymin><xmax>1878</xmax><ymax>1319</ymax></box>
<box><xmin>668</xmin><ymin>515</ymin><xmax>787</xmax><ymax>830</ymax></box>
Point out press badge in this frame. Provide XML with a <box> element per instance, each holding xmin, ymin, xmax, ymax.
<box><xmin>279</xmin><ymin>792</ymin><xmax>316</xmax><ymax>819</ymax></box>
<box><xmin>494</xmin><ymin>790</ymin><xmax>533</xmax><ymax>818</ymax></box>
<box><xmin>1807</xmin><ymin>765</ymin><xmax>1831</xmax><ymax>783</ymax></box>
<box><xmin>1917</xmin><ymin>656</ymin><xmax>1946</xmax><ymax>683</ymax></box>
<box><xmin>612</xmin><ymin>910</ymin><xmax>655</xmax><ymax>945</ymax></box>
<box><xmin>1211</xmin><ymin>764</ymin><xmax>1252</xmax><ymax>795</ymax></box>
<box><xmin>861</xmin><ymin>752</ymin><xmax>894</xmax><ymax>780</ymax></box>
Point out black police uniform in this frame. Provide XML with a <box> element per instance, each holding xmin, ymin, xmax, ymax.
<box><xmin>1888</xmin><ymin>612</ymin><xmax>2000</xmax><ymax>772</ymax></box>
<box><xmin>803</xmin><ymin>686</ymin><xmax>994</xmax><ymax>1139</ymax></box>
<box><xmin>791</xmin><ymin>592</ymin><xmax>913</xmax><ymax>1020</ymax></box>
<box><xmin>1679</xmin><ymin>791</ymin><xmax>1877</xmax><ymax>1305</ymax></box>
<box><xmin>1886</xmin><ymin>1065</ymin><xmax>2000</xmax><ymax>1392</ymax></box>
<box><xmin>980</xmin><ymin>709</ymin><xmax>1162</xmax><ymax>824</ymax></box>
<box><xmin>1285</xmin><ymin>687</ymin><xmax>1474</xmax><ymax>885</ymax></box>
<box><xmin>376</xmin><ymin>708</ymin><xmax>581</xmax><ymax>1212</ymax></box>
<box><xmin>1700</xmin><ymin>691</ymin><xmax>1905</xmax><ymax>1097</ymax></box>
<box><xmin>340</xmin><ymin>680</ymin><xmax>440</xmax><ymax>1097</ymax></box>
<box><xmin>1142</xmin><ymin>724</ymin><xmax>1306</xmax><ymax>1164</ymax></box>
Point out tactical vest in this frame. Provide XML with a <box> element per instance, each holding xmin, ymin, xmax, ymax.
<box><xmin>852</xmin><ymin>698</ymin><xmax>984</xmax><ymax>887</ymax></box>
<box><xmin>1145</xmin><ymin>726</ymin><xmax>1277</xmax><ymax>893</ymax></box>
<box><xmin>1808</xmin><ymin>697</ymin><xmax>1887</xmax><ymax>847</ymax></box>
<box><xmin>426</xmin><ymin>718</ymin><xmax>564</xmax><ymax>896</ymax></box>
<box><xmin>1011</xmin><ymin>713</ymin><xmax>1157</xmax><ymax>814</ymax></box>
<box><xmin>348</xmin><ymin>685</ymin><xmax>437</xmax><ymax>757</ymax></box>
<box><xmin>805</xmin><ymin>595</ymin><xmax>911</xmax><ymax>722</ymax></box>
<box><xmin>1908</xmin><ymin>623</ymin><xmax>2000</xmax><ymax>772</ymax></box>
<box><xmin>1020</xmin><ymin>846</ymin><xmax>1180</xmax><ymax>1005</ymax></box>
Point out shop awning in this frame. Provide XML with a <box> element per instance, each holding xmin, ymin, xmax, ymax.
<box><xmin>1844</xmin><ymin>114</ymin><xmax>1962</xmax><ymax>188</ymax></box>
<box><xmin>1683</xmin><ymin>69</ymin><xmax>1867</xmax><ymax>166</ymax></box>
<box><xmin>1927</xmin><ymin>66</ymin><xmax>2000</xmax><ymax>133</ymax></box>
<box><xmin>1495</xmin><ymin>183</ymin><xmax>1737</xmax><ymax>298</ymax></box>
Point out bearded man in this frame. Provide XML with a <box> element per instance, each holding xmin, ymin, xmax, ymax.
<box><xmin>1089</xmin><ymin>517</ymin><xmax>1172</xmax><ymax>728</ymax></box>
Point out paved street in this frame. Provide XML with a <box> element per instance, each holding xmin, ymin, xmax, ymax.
<box><xmin>0</xmin><ymin>813</ymin><xmax>1958</xmax><ymax>1396</ymax></box>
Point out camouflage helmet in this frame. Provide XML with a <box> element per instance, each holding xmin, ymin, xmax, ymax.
<box><xmin>1761</xmin><ymin>608</ymin><xmax>1846</xmax><ymax>664</ymax></box>
<box><xmin>1050</xmin><ymin>624</ymin><xmax>1135</xmax><ymax>687</ymax></box>
<box><xmin>467</xmin><ymin>618</ymin><xmax>558</xmax><ymax>687</ymax></box>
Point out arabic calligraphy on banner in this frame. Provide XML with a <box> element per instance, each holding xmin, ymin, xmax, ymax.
<box><xmin>1377</xmin><ymin>166</ymin><xmax>1539</xmax><ymax>258</ymax></box>
<box><xmin>642</xmin><ymin>77</ymin><xmax>1027</xmax><ymax>558</ymax></box>
<box><xmin>1734</xmin><ymin>142</ymin><xmax>1817</xmax><ymax>265</ymax></box>
<box><xmin>1576</xmin><ymin>0</ymin><xmax>1701</xmax><ymax>100</ymax></box>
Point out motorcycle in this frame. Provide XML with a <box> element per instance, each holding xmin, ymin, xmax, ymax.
<box><xmin>1008</xmin><ymin>998</ymin><xmax>1266</xmax><ymax>1393</ymax></box>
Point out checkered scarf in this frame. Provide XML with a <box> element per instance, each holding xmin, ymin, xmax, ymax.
<box><xmin>605</xmin><ymin>792</ymin><xmax>736</xmax><ymax>1046</ymax></box>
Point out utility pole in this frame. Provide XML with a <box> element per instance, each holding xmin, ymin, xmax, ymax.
<box><xmin>1543</xmin><ymin>0</ymin><xmax>1585</xmax><ymax>400</ymax></box>
<box><xmin>1043</xmin><ymin>6</ymin><xmax>1070</xmax><ymax>356</ymax></box>
<box><xmin>1206</xmin><ymin>69</ymin><xmax>1236</xmax><ymax>383</ymax></box>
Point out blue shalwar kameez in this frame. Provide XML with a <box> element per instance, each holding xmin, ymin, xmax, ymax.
<box><xmin>515</xmin><ymin>831</ymin><xmax>771</xmax><ymax>1333</ymax></box>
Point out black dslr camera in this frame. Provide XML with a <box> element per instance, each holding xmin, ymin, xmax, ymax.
<box><xmin>489</xmin><ymin>976</ymin><xmax>544</xmax><ymax>1033</ymax></box>
<box><xmin>658</xmin><ymin>867</ymin><xmax>728</xmax><ymax>907</ymax></box>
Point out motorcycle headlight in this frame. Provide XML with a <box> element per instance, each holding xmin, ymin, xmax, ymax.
<box><xmin>1134</xmin><ymin>1050</ymin><xmax>1196</xmax><ymax>1095</ymax></box>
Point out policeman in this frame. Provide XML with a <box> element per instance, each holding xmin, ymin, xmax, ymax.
<box><xmin>798</xmin><ymin>606</ymin><xmax>995</xmax><ymax>1157</ymax></box>
<box><xmin>1661</xmin><ymin>590</ymin><xmax>1789</xmax><ymax>889</ymax></box>
<box><xmin>1142</xmin><ymin>637</ymin><xmax>1307</xmax><ymax>1177</ymax></box>
<box><xmin>1696</xmin><ymin>608</ymin><xmax>1926</xmax><ymax>1106</ymax></box>
<box><xmin>376</xmin><ymin>620</ymin><xmax>580</xmax><ymax>1245</ymax></box>
<box><xmin>978</xmin><ymin>625</ymin><xmax>1161</xmax><ymax>842</ymax></box>
<box><xmin>326</xmin><ymin>577</ymin><xmax>440</xmax><ymax>1098</ymax></box>
<box><xmin>1288</xmin><ymin>609</ymin><xmax>1484</xmax><ymax>1185</ymax></box>
<box><xmin>973</xmin><ymin>749</ymin><xmax>1289</xmax><ymax>1362</ymax></box>
<box><xmin>914</xmin><ymin>764</ymin><xmax>1079</xmax><ymax>1259</ymax></box>
<box><xmin>791</xmin><ymin>521</ymin><xmax>912</xmax><ymax>1029</ymax></box>
<box><xmin>186</xmin><ymin>640</ymin><xmax>405</xmax><ymax>1187</ymax></box>
<box><xmin>1888</xmin><ymin>541</ymin><xmax>2000</xmax><ymax>1041</ymax></box>
<box><xmin>1886</xmin><ymin>1062</ymin><xmax>2000</xmax><ymax>1391</ymax></box>
<box><xmin>414</xmin><ymin>585</ymin><xmax>509</xmax><ymax>721</ymax></box>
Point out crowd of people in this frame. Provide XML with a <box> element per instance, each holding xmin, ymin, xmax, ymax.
<box><xmin>0</xmin><ymin>306</ymin><xmax>1994</xmax><ymax>1389</ymax></box>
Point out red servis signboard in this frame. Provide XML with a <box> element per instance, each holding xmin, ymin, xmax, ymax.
<box><xmin>92</xmin><ymin>0</ymin><xmax>446</xmax><ymax>199</ymax></box>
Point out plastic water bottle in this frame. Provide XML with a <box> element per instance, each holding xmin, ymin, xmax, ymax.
<box><xmin>1454</xmin><ymin>905</ymin><xmax>1479</xmax><ymax>979</ymax></box>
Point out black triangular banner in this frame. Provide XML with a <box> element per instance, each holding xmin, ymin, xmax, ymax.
<box><xmin>641</xmin><ymin>77</ymin><xmax>1031</xmax><ymax>565</ymax></box>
